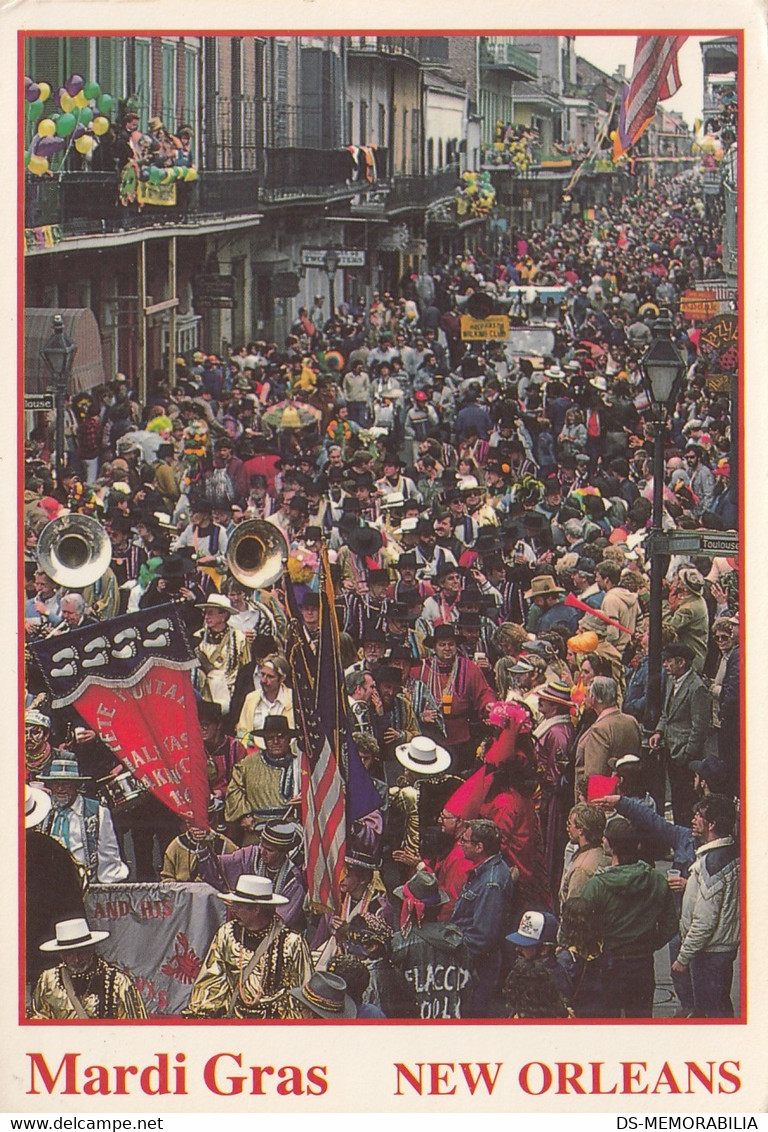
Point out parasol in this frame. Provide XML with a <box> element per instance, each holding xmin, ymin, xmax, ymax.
<box><xmin>261</xmin><ymin>398</ymin><xmax>322</xmax><ymax>430</ymax></box>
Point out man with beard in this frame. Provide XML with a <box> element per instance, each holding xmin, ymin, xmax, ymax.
<box><xmin>30</xmin><ymin>917</ymin><xmax>147</xmax><ymax>1020</ymax></box>
<box><xmin>416</xmin><ymin>624</ymin><xmax>495</xmax><ymax>770</ymax></box>
<box><xmin>38</xmin><ymin>755</ymin><xmax>129</xmax><ymax>884</ymax></box>
<box><xmin>193</xmin><ymin>820</ymin><xmax>306</xmax><ymax>932</ymax></box>
<box><xmin>184</xmin><ymin>875</ymin><xmax>311</xmax><ymax>1020</ymax></box>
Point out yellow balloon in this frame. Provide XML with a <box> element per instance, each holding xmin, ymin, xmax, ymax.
<box><xmin>74</xmin><ymin>135</ymin><xmax>95</xmax><ymax>155</ymax></box>
<box><xmin>184</xmin><ymin>167</ymin><xmax>198</xmax><ymax>182</ymax></box>
<box><xmin>60</xmin><ymin>92</ymin><xmax>75</xmax><ymax>113</ymax></box>
<box><xmin>38</xmin><ymin>118</ymin><xmax>55</xmax><ymax>137</ymax></box>
<box><xmin>74</xmin><ymin>91</ymin><xmax>88</xmax><ymax>108</ymax></box>
<box><xmin>92</xmin><ymin>115</ymin><xmax>109</xmax><ymax>136</ymax></box>
<box><xmin>38</xmin><ymin>81</ymin><xmax>51</xmax><ymax>101</ymax></box>
<box><xmin>28</xmin><ymin>155</ymin><xmax>49</xmax><ymax>175</ymax></box>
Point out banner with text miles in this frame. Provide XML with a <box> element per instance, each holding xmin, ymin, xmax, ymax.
<box><xmin>461</xmin><ymin>314</ymin><xmax>510</xmax><ymax>340</ymax></box>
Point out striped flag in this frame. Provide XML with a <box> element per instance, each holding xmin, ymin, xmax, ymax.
<box><xmin>285</xmin><ymin>556</ymin><xmax>382</xmax><ymax>912</ymax></box>
<box><xmin>614</xmin><ymin>36</ymin><xmax>688</xmax><ymax>158</ymax></box>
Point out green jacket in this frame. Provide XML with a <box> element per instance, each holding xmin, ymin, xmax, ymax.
<box><xmin>581</xmin><ymin>862</ymin><xmax>678</xmax><ymax>958</ymax></box>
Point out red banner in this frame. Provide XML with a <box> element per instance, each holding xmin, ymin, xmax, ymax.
<box><xmin>74</xmin><ymin>662</ymin><xmax>210</xmax><ymax>828</ymax></box>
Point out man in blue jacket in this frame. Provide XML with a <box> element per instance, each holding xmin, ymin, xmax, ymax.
<box><xmin>451</xmin><ymin>819</ymin><xmax>515</xmax><ymax>1018</ymax></box>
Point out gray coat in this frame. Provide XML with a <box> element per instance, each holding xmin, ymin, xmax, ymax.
<box><xmin>657</xmin><ymin>668</ymin><xmax>712</xmax><ymax>764</ymax></box>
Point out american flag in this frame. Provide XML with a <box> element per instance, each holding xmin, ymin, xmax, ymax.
<box><xmin>614</xmin><ymin>36</ymin><xmax>688</xmax><ymax>159</ymax></box>
<box><xmin>285</xmin><ymin>557</ymin><xmax>382</xmax><ymax>912</ymax></box>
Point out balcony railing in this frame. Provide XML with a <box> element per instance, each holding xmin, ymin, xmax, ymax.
<box><xmin>346</xmin><ymin>36</ymin><xmax>424</xmax><ymax>61</ymax></box>
<box><xmin>387</xmin><ymin>164</ymin><xmax>459</xmax><ymax>211</ymax></box>
<box><xmin>24</xmin><ymin>147</ymin><xmax>391</xmax><ymax>238</ymax></box>
<box><xmin>480</xmin><ymin>40</ymin><xmax>538</xmax><ymax>81</ymax></box>
<box><xmin>23</xmin><ymin>170</ymin><xmax>266</xmax><ymax>240</ymax></box>
<box><xmin>258</xmin><ymin>146</ymin><xmax>388</xmax><ymax>203</ymax></box>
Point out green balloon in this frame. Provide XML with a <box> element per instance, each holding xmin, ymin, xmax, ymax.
<box><xmin>97</xmin><ymin>94</ymin><xmax>113</xmax><ymax>116</ymax></box>
<box><xmin>148</xmin><ymin>164</ymin><xmax>162</xmax><ymax>183</ymax></box>
<box><xmin>27</xmin><ymin>99</ymin><xmax>44</xmax><ymax>121</ymax></box>
<box><xmin>56</xmin><ymin>112</ymin><xmax>76</xmax><ymax>136</ymax></box>
<box><xmin>83</xmin><ymin>80</ymin><xmax>101</xmax><ymax>100</ymax></box>
<box><xmin>79</xmin><ymin>107</ymin><xmax>93</xmax><ymax>126</ymax></box>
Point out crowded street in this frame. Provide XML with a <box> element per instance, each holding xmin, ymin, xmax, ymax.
<box><xmin>22</xmin><ymin>32</ymin><xmax>741</xmax><ymax>1023</ymax></box>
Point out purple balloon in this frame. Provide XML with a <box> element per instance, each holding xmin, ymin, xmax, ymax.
<box><xmin>34</xmin><ymin>135</ymin><xmax>66</xmax><ymax>158</ymax></box>
<box><xmin>26</xmin><ymin>82</ymin><xmax>41</xmax><ymax>102</ymax></box>
<box><xmin>72</xmin><ymin>123</ymin><xmax>86</xmax><ymax>140</ymax></box>
<box><xmin>65</xmin><ymin>73</ymin><xmax>84</xmax><ymax>97</ymax></box>
<box><xmin>25</xmin><ymin>75</ymin><xmax>32</xmax><ymax>88</ymax></box>
<box><xmin>54</xmin><ymin>86</ymin><xmax>67</xmax><ymax>108</ymax></box>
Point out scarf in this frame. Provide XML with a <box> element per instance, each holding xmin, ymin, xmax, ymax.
<box><xmin>398</xmin><ymin>880</ymin><xmax>427</xmax><ymax>938</ymax></box>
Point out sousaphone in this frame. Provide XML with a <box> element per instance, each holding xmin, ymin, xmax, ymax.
<box><xmin>227</xmin><ymin>519</ymin><xmax>289</xmax><ymax>589</ymax></box>
<box><xmin>37</xmin><ymin>513</ymin><xmax>112</xmax><ymax>589</ymax></box>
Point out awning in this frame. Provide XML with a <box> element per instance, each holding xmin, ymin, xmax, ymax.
<box><xmin>24</xmin><ymin>308</ymin><xmax>106</xmax><ymax>395</ymax></box>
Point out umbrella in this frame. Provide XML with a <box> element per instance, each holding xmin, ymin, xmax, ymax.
<box><xmin>261</xmin><ymin>399</ymin><xmax>322</xmax><ymax>430</ymax></box>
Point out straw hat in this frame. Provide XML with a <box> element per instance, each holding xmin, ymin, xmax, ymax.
<box><xmin>395</xmin><ymin>735</ymin><xmax>452</xmax><ymax>776</ymax></box>
<box><xmin>39</xmin><ymin>917</ymin><xmax>109</xmax><ymax>952</ymax></box>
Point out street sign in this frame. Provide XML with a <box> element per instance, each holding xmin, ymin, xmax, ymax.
<box><xmin>300</xmin><ymin>248</ymin><xmax>366</xmax><ymax>268</ymax></box>
<box><xmin>460</xmin><ymin>314</ymin><xmax>510</xmax><ymax>341</ymax></box>
<box><xmin>25</xmin><ymin>392</ymin><xmax>55</xmax><ymax>411</ymax></box>
<box><xmin>699</xmin><ymin>313</ymin><xmax>738</xmax><ymax>375</ymax></box>
<box><xmin>680</xmin><ymin>290</ymin><xmax>719</xmax><ymax>320</ymax></box>
<box><xmin>194</xmin><ymin>274</ymin><xmax>236</xmax><ymax>309</ymax></box>
<box><xmin>645</xmin><ymin>530</ymin><xmax>738</xmax><ymax>557</ymax></box>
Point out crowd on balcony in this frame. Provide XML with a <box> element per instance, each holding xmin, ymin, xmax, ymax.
<box><xmin>24</xmin><ymin>168</ymin><xmax>740</xmax><ymax>1022</ymax></box>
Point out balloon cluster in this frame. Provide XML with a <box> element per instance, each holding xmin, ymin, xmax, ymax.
<box><xmin>456</xmin><ymin>171</ymin><xmax>496</xmax><ymax>218</ymax></box>
<box><xmin>691</xmin><ymin>119</ymin><xmax>725</xmax><ymax>167</ymax></box>
<box><xmin>25</xmin><ymin>73</ymin><xmax>114</xmax><ymax>176</ymax></box>
<box><xmin>486</xmin><ymin>122</ymin><xmax>536</xmax><ymax>173</ymax></box>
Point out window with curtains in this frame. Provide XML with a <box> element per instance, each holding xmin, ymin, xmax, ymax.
<box><xmin>184</xmin><ymin>43</ymin><xmax>198</xmax><ymax>133</ymax></box>
<box><xmin>95</xmin><ymin>37</ymin><xmax>126</xmax><ymax>103</ymax></box>
<box><xmin>133</xmin><ymin>38</ymin><xmax>151</xmax><ymax>126</ymax></box>
<box><xmin>161</xmin><ymin>40</ymin><xmax>176</xmax><ymax>129</ymax></box>
<box><xmin>25</xmin><ymin>36</ymin><xmax>89</xmax><ymax>92</ymax></box>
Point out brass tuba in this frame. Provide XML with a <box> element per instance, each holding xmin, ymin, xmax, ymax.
<box><xmin>226</xmin><ymin>519</ymin><xmax>289</xmax><ymax>590</ymax></box>
<box><xmin>37</xmin><ymin>513</ymin><xmax>112</xmax><ymax>589</ymax></box>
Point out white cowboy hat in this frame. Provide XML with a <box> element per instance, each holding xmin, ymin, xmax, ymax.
<box><xmin>39</xmin><ymin>917</ymin><xmax>110</xmax><ymax>952</ymax></box>
<box><xmin>195</xmin><ymin>593</ymin><xmax>234</xmax><ymax>614</ymax></box>
<box><xmin>589</xmin><ymin>376</ymin><xmax>608</xmax><ymax>392</ymax></box>
<box><xmin>25</xmin><ymin>784</ymin><xmax>51</xmax><ymax>829</ymax></box>
<box><xmin>219</xmin><ymin>874</ymin><xmax>289</xmax><ymax>906</ymax></box>
<box><xmin>395</xmin><ymin>735</ymin><xmax>452</xmax><ymax>776</ymax></box>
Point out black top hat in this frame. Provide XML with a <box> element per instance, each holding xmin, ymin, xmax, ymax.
<box><xmin>373</xmin><ymin>663</ymin><xmax>403</xmax><ymax>686</ymax></box>
<box><xmin>426</xmin><ymin>622</ymin><xmax>459</xmax><ymax>645</ymax></box>
<box><xmin>252</xmin><ymin>716</ymin><xmax>298</xmax><ymax>740</ymax></box>
<box><xmin>197</xmin><ymin>700</ymin><xmax>224</xmax><ymax>724</ymax></box>
<box><xmin>388</xmin><ymin>602</ymin><xmax>418</xmax><ymax>623</ymax></box>
<box><xmin>366</xmin><ymin>568</ymin><xmax>389</xmax><ymax>585</ymax></box>
<box><xmin>348</xmin><ymin>525</ymin><xmax>384</xmax><ymax>558</ymax></box>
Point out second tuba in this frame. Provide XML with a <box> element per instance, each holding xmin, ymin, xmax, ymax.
<box><xmin>37</xmin><ymin>513</ymin><xmax>112</xmax><ymax>589</ymax></box>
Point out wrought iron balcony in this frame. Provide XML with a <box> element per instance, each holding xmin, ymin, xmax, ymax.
<box><xmin>386</xmin><ymin>164</ymin><xmax>459</xmax><ymax>212</ymax></box>
<box><xmin>479</xmin><ymin>40</ymin><xmax>538</xmax><ymax>81</ymax></box>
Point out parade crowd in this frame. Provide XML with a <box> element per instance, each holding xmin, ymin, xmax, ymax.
<box><xmin>23</xmin><ymin>169</ymin><xmax>741</xmax><ymax>1023</ymax></box>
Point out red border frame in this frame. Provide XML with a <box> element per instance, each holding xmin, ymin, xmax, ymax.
<box><xmin>18</xmin><ymin>27</ymin><xmax>746</xmax><ymax>1027</ymax></box>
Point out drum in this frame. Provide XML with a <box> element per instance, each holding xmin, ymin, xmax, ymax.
<box><xmin>96</xmin><ymin>768</ymin><xmax>149</xmax><ymax>811</ymax></box>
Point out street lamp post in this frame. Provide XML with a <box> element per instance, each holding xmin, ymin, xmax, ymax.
<box><xmin>324</xmin><ymin>248</ymin><xmax>339</xmax><ymax>325</ymax></box>
<box><xmin>640</xmin><ymin>309</ymin><xmax>687</xmax><ymax>736</ymax></box>
<box><xmin>40</xmin><ymin>313</ymin><xmax>77</xmax><ymax>489</ymax></box>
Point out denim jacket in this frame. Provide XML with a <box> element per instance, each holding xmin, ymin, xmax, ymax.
<box><xmin>450</xmin><ymin>852</ymin><xmax>514</xmax><ymax>960</ymax></box>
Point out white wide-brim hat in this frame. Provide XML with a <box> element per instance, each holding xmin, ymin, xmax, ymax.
<box><xmin>195</xmin><ymin>593</ymin><xmax>234</xmax><ymax>614</ymax></box>
<box><xmin>25</xmin><ymin>784</ymin><xmax>52</xmax><ymax>829</ymax></box>
<box><xmin>39</xmin><ymin>917</ymin><xmax>109</xmax><ymax>952</ymax></box>
<box><xmin>219</xmin><ymin>874</ymin><xmax>289</xmax><ymax>906</ymax></box>
<box><xmin>395</xmin><ymin>735</ymin><xmax>452</xmax><ymax>776</ymax></box>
